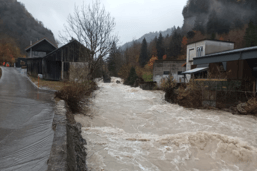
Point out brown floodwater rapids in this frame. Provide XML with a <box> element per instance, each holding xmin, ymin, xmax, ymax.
<box><xmin>75</xmin><ymin>77</ymin><xmax>257</xmax><ymax>171</ymax></box>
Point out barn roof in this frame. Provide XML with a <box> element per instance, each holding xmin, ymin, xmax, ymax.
<box><xmin>25</xmin><ymin>38</ymin><xmax>57</xmax><ymax>53</ymax></box>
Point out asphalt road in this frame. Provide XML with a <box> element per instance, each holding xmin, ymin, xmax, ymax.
<box><xmin>0</xmin><ymin>67</ymin><xmax>55</xmax><ymax>171</ymax></box>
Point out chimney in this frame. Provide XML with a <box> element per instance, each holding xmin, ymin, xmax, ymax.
<box><xmin>30</xmin><ymin>41</ymin><xmax>32</xmax><ymax>45</ymax></box>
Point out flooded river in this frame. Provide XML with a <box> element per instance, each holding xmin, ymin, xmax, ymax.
<box><xmin>75</xmin><ymin>78</ymin><xmax>257</xmax><ymax>171</ymax></box>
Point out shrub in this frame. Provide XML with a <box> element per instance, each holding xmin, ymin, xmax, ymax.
<box><xmin>160</xmin><ymin>75</ymin><xmax>178</xmax><ymax>103</ymax></box>
<box><xmin>177</xmin><ymin>80</ymin><xmax>203</xmax><ymax>108</ymax></box>
<box><xmin>160</xmin><ymin>75</ymin><xmax>177</xmax><ymax>91</ymax></box>
<box><xmin>55</xmin><ymin>80</ymin><xmax>97</xmax><ymax>113</ymax></box>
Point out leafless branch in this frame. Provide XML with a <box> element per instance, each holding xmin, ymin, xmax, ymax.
<box><xmin>59</xmin><ymin>0</ymin><xmax>118</xmax><ymax>79</ymax></box>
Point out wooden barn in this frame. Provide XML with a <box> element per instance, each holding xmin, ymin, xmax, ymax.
<box><xmin>26</xmin><ymin>38</ymin><xmax>89</xmax><ymax>80</ymax></box>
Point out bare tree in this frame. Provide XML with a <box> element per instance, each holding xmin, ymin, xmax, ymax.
<box><xmin>59</xmin><ymin>0</ymin><xmax>118</xmax><ymax>80</ymax></box>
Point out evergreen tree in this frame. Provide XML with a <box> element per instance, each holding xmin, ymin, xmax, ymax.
<box><xmin>156</xmin><ymin>33</ymin><xmax>165</xmax><ymax>60</ymax></box>
<box><xmin>169</xmin><ymin>30</ymin><xmax>182</xmax><ymax>58</ymax></box>
<box><xmin>244</xmin><ymin>21</ymin><xmax>257</xmax><ymax>47</ymax></box>
<box><xmin>107</xmin><ymin>42</ymin><xmax>118</xmax><ymax>76</ymax></box>
<box><xmin>139</xmin><ymin>38</ymin><xmax>148</xmax><ymax>67</ymax></box>
<box><xmin>124</xmin><ymin>67</ymin><xmax>138</xmax><ymax>86</ymax></box>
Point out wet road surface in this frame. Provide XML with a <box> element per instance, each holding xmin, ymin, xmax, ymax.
<box><xmin>0</xmin><ymin>67</ymin><xmax>55</xmax><ymax>171</ymax></box>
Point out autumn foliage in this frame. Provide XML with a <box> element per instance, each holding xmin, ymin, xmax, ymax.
<box><xmin>148</xmin><ymin>55</ymin><xmax>158</xmax><ymax>69</ymax></box>
<box><xmin>182</xmin><ymin>36</ymin><xmax>188</xmax><ymax>46</ymax></box>
<box><xmin>0</xmin><ymin>36</ymin><xmax>24</xmax><ymax>65</ymax></box>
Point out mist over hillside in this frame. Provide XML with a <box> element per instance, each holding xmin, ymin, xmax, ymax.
<box><xmin>0</xmin><ymin>0</ymin><xmax>56</xmax><ymax>54</ymax></box>
<box><xmin>120</xmin><ymin>27</ymin><xmax>175</xmax><ymax>50</ymax></box>
<box><xmin>182</xmin><ymin>0</ymin><xmax>257</xmax><ymax>33</ymax></box>
<box><xmin>120</xmin><ymin>0</ymin><xmax>257</xmax><ymax>51</ymax></box>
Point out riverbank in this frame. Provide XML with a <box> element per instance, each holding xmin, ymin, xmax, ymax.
<box><xmin>47</xmin><ymin>100</ymin><xmax>87</xmax><ymax>171</ymax></box>
<box><xmin>0</xmin><ymin>67</ymin><xmax>2</xmax><ymax>79</ymax></box>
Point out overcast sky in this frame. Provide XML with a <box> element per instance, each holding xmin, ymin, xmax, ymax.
<box><xmin>18</xmin><ymin>0</ymin><xmax>187</xmax><ymax>46</ymax></box>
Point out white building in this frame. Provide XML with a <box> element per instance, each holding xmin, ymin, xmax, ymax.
<box><xmin>153</xmin><ymin>60</ymin><xmax>186</xmax><ymax>87</ymax></box>
<box><xmin>185</xmin><ymin>40</ymin><xmax>234</xmax><ymax>81</ymax></box>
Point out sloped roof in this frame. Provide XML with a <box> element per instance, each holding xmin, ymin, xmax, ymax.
<box><xmin>25</xmin><ymin>38</ymin><xmax>57</xmax><ymax>52</ymax></box>
<box><xmin>182</xmin><ymin>67</ymin><xmax>208</xmax><ymax>74</ymax></box>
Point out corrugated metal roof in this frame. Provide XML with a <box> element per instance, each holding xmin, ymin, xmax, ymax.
<box><xmin>197</xmin><ymin>64</ymin><xmax>209</xmax><ymax>68</ymax></box>
<box><xmin>187</xmin><ymin>39</ymin><xmax>234</xmax><ymax>45</ymax></box>
<box><xmin>200</xmin><ymin>46</ymin><xmax>257</xmax><ymax>58</ymax></box>
<box><xmin>182</xmin><ymin>67</ymin><xmax>208</xmax><ymax>74</ymax></box>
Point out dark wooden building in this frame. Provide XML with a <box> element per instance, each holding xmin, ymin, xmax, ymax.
<box><xmin>26</xmin><ymin>38</ymin><xmax>89</xmax><ymax>80</ymax></box>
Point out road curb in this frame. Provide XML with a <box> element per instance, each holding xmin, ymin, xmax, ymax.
<box><xmin>47</xmin><ymin>100</ymin><xmax>68</xmax><ymax>170</ymax></box>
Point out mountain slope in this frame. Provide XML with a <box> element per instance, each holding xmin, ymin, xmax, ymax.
<box><xmin>120</xmin><ymin>27</ymin><xmax>175</xmax><ymax>50</ymax></box>
<box><xmin>0</xmin><ymin>0</ymin><xmax>56</xmax><ymax>54</ymax></box>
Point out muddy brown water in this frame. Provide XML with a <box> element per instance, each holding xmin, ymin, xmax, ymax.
<box><xmin>75</xmin><ymin>77</ymin><xmax>257</xmax><ymax>171</ymax></box>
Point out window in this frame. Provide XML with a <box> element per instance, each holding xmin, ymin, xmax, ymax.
<box><xmin>163</xmin><ymin>71</ymin><xmax>170</xmax><ymax>75</ymax></box>
<box><xmin>197</xmin><ymin>46</ymin><xmax>203</xmax><ymax>57</ymax></box>
<box><xmin>178</xmin><ymin>71</ymin><xmax>183</xmax><ymax>75</ymax></box>
<box><xmin>189</xmin><ymin>49</ymin><xmax>194</xmax><ymax>61</ymax></box>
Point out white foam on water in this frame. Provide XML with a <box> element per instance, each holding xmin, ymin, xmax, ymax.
<box><xmin>75</xmin><ymin>77</ymin><xmax>257</xmax><ymax>171</ymax></box>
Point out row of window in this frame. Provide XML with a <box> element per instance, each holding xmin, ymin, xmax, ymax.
<box><xmin>163</xmin><ymin>71</ymin><xmax>183</xmax><ymax>75</ymax></box>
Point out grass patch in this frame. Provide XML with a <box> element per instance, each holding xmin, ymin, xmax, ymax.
<box><xmin>142</xmin><ymin>73</ymin><xmax>153</xmax><ymax>82</ymax></box>
<box><xmin>28</xmin><ymin>75</ymin><xmax>71</xmax><ymax>91</ymax></box>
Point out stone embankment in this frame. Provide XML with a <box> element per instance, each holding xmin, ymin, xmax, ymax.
<box><xmin>0</xmin><ymin>67</ymin><xmax>2</xmax><ymax>79</ymax></box>
<box><xmin>47</xmin><ymin>100</ymin><xmax>87</xmax><ymax>171</ymax></box>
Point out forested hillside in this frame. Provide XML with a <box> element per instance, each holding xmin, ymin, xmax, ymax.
<box><xmin>108</xmin><ymin>0</ymin><xmax>257</xmax><ymax>84</ymax></box>
<box><xmin>120</xmin><ymin>27</ymin><xmax>175</xmax><ymax>50</ymax></box>
<box><xmin>0</xmin><ymin>0</ymin><xmax>56</xmax><ymax>55</ymax></box>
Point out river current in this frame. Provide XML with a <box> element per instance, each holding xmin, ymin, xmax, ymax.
<box><xmin>75</xmin><ymin>77</ymin><xmax>257</xmax><ymax>171</ymax></box>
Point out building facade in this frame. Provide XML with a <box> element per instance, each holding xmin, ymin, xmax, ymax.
<box><xmin>26</xmin><ymin>38</ymin><xmax>89</xmax><ymax>81</ymax></box>
<box><xmin>153</xmin><ymin>60</ymin><xmax>186</xmax><ymax>86</ymax></box>
<box><xmin>192</xmin><ymin>46</ymin><xmax>257</xmax><ymax>107</ymax></box>
<box><xmin>186</xmin><ymin>40</ymin><xmax>234</xmax><ymax>81</ymax></box>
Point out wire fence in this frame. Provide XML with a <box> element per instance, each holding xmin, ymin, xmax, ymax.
<box><xmin>194</xmin><ymin>80</ymin><xmax>256</xmax><ymax>108</ymax></box>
